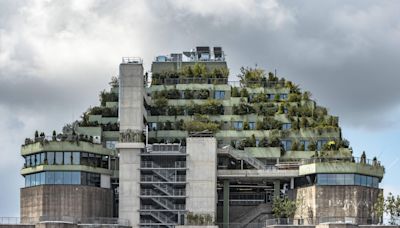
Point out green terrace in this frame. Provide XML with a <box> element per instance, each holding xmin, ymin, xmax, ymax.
<box><xmin>299</xmin><ymin>156</ymin><xmax>385</xmax><ymax>179</ymax></box>
<box><xmin>21</xmin><ymin>140</ymin><xmax>114</xmax><ymax>156</ymax></box>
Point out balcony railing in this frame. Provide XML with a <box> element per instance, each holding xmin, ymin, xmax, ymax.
<box><xmin>141</xmin><ymin>161</ymin><xmax>186</xmax><ymax>169</ymax></box>
<box><xmin>300</xmin><ymin>157</ymin><xmax>383</xmax><ymax>167</ymax></box>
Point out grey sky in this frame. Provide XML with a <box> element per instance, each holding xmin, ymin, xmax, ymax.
<box><xmin>1</xmin><ymin>0</ymin><xmax>400</xmax><ymax>216</ymax></box>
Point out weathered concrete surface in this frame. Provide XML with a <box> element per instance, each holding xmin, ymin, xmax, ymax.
<box><xmin>294</xmin><ymin>186</ymin><xmax>382</xmax><ymax>225</ymax></box>
<box><xmin>20</xmin><ymin>185</ymin><xmax>113</xmax><ymax>222</ymax></box>
<box><xmin>175</xmin><ymin>226</ymin><xmax>218</xmax><ymax>228</ymax></box>
<box><xmin>35</xmin><ymin>223</ymin><xmax>77</xmax><ymax>228</ymax></box>
<box><xmin>186</xmin><ymin>137</ymin><xmax>218</xmax><ymax>220</ymax></box>
<box><xmin>0</xmin><ymin>225</ymin><xmax>34</xmax><ymax>228</ymax></box>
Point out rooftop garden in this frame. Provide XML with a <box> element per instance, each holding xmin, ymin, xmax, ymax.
<box><xmin>151</xmin><ymin>63</ymin><xmax>229</xmax><ymax>85</ymax></box>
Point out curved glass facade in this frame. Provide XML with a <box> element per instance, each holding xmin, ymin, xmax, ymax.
<box><xmin>24</xmin><ymin>171</ymin><xmax>101</xmax><ymax>187</ymax></box>
<box><xmin>24</xmin><ymin>151</ymin><xmax>109</xmax><ymax>169</ymax></box>
<box><xmin>317</xmin><ymin>174</ymin><xmax>379</xmax><ymax>188</ymax></box>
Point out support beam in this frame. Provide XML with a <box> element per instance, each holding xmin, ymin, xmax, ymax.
<box><xmin>223</xmin><ymin>180</ymin><xmax>230</xmax><ymax>228</ymax></box>
<box><xmin>273</xmin><ymin>180</ymin><xmax>280</xmax><ymax>199</ymax></box>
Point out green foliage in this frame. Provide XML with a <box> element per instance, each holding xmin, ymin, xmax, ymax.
<box><xmin>184</xmin><ymin>115</ymin><xmax>220</xmax><ymax>133</ymax></box>
<box><xmin>307</xmin><ymin>140</ymin><xmax>317</xmax><ymax>151</ymax></box>
<box><xmin>251</xmin><ymin>92</ymin><xmax>267</xmax><ymax>103</ymax></box>
<box><xmin>291</xmin><ymin>141</ymin><xmax>299</xmax><ymax>151</ymax></box>
<box><xmin>256</xmin><ymin>103</ymin><xmax>277</xmax><ymax>116</ymax></box>
<box><xmin>233</xmin><ymin>103</ymin><xmax>256</xmax><ymax>115</ymax></box>
<box><xmin>302</xmin><ymin>91</ymin><xmax>312</xmax><ymax>101</ymax></box>
<box><xmin>193</xmin><ymin>63</ymin><xmax>208</xmax><ymax>78</ymax></box>
<box><xmin>385</xmin><ymin>192</ymin><xmax>400</xmax><ymax>225</ymax></box>
<box><xmin>99</xmin><ymin>90</ymin><xmax>118</xmax><ymax>106</ymax></box>
<box><xmin>231</xmin><ymin>87</ymin><xmax>240</xmax><ymax>97</ymax></box>
<box><xmin>256</xmin><ymin>117</ymin><xmax>282</xmax><ymax>130</ymax></box>
<box><xmin>243</xmin><ymin>121</ymin><xmax>249</xmax><ymax>130</ymax></box>
<box><xmin>237</xmin><ymin>134</ymin><xmax>257</xmax><ymax>149</ymax></box>
<box><xmin>272</xmin><ymin>196</ymin><xmax>298</xmax><ymax>218</ymax></box>
<box><xmin>288</xmin><ymin>93</ymin><xmax>301</xmax><ymax>102</ymax></box>
<box><xmin>374</xmin><ymin>192</ymin><xmax>385</xmax><ymax>224</ymax></box>
<box><xmin>89</xmin><ymin>106</ymin><xmax>118</xmax><ymax>117</ymax></box>
<box><xmin>186</xmin><ymin>212</ymin><xmax>214</xmax><ymax>225</ymax></box>
<box><xmin>238</xmin><ymin>66</ymin><xmax>266</xmax><ymax>87</ymax></box>
<box><xmin>240</xmin><ymin>88</ymin><xmax>249</xmax><ymax>98</ymax></box>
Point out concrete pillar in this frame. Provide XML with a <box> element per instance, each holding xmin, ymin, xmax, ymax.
<box><xmin>117</xmin><ymin>60</ymin><xmax>144</xmax><ymax>228</ymax></box>
<box><xmin>223</xmin><ymin>180</ymin><xmax>230</xmax><ymax>228</ymax></box>
<box><xmin>273</xmin><ymin>180</ymin><xmax>280</xmax><ymax>199</ymax></box>
<box><xmin>186</xmin><ymin>137</ymin><xmax>218</xmax><ymax>220</ymax></box>
<box><xmin>290</xmin><ymin>178</ymin><xmax>294</xmax><ymax>189</ymax></box>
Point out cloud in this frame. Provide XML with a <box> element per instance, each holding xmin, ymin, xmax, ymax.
<box><xmin>1</xmin><ymin>0</ymin><xmax>400</xmax><ymax>215</ymax></box>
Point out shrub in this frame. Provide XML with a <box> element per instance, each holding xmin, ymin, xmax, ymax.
<box><xmin>233</xmin><ymin>103</ymin><xmax>256</xmax><ymax>115</ymax></box>
<box><xmin>231</xmin><ymin>87</ymin><xmax>240</xmax><ymax>97</ymax></box>
<box><xmin>288</xmin><ymin>93</ymin><xmax>301</xmax><ymax>102</ymax></box>
<box><xmin>238</xmin><ymin>66</ymin><xmax>266</xmax><ymax>87</ymax></box>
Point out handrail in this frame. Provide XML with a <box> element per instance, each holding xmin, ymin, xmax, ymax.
<box><xmin>300</xmin><ymin>157</ymin><xmax>383</xmax><ymax>168</ymax></box>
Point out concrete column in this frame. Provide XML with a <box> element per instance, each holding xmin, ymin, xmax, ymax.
<box><xmin>273</xmin><ymin>180</ymin><xmax>280</xmax><ymax>198</ymax></box>
<box><xmin>290</xmin><ymin>178</ymin><xmax>294</xmax><ymax>189</ymax></box>
<box><xmin>186</xmin><ymin>137</ymin><xmax>218</xmax><ymax>220</ymax></box>
<box><xmin>223</xmin><ymin>180</ymin><xmax>230</xmax><ymax>228</ymax></box>
<box><xmin>117</xmin><ymin>60</ymin><xmax>144</xmax><ymax>228</ymax></box>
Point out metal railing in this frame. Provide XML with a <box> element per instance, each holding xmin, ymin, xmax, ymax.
<box><xmin>149</xmin><ymin>77</ymin><xmax>287</xmax><ymax>88</ymax></box>
<box><xmin>301</xmin><ymin>157</ymin><xmax>383</xmax><ymax>167</ymax></box>
<box><xmin>122</xmin><ymin>57</ymin><xmax>142</xmax><ymax>64</ymax></box>
<box><xmin>141</xmin><ymin>161</ymin><xmax>186</xmax><ymax>168</ymax></box>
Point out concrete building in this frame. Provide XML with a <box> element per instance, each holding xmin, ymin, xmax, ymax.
<box><xmin>13</xmin><ymin>46</ymin><xmax>385</xmax><ymax>228</ymax></box>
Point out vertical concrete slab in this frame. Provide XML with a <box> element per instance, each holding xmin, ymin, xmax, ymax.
<box><xmin>117</xmin><ymin>60</ymin><xmax>145</xmax><ymax>228</ymax></box>
<box><xmin>186</xmin><ymin>137</ymin><xmax>218</xmax><ymax>220</ymax></box>
<box><xmin>223</xmin><ymin>180</ymin><xmax>230</xmax><ymax>228</ymax></box>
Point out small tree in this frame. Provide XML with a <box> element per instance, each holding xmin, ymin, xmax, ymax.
<box><xmin>374</xmin><ymin>192</ymin><xmax>384</xmax><ymax>224</ymax></box>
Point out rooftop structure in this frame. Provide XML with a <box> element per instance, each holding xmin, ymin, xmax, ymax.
<box><xmin>11</xmin><ymin>46</ymin><xmax>385</xmax><ymax>228</ymax></box>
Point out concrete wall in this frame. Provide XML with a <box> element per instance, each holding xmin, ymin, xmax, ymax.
<box><xmin>119</xmin><ymin>63</ymin><xmax>144</xmax><ymax>132</ymax></box>
<box><xmin>186</xmin><ymin>137</ymin><xmax>218</xmax><ymax>220</ymax></box>
<box><xmin>20</xmin><ymin>185</ymin><xmax>113</xmax><ymax>222</ymax></box>
<box><xmin>294</xmin><ymin>185</ymin><xmax>382</xmax><ymax>225</ymax></box>
<box><xmin>117</xmin><ymin>144</ymin><xmax>142</xmax><ymax>228</ymax></box>
<box><xmin>117</xmin><ymin>62</ymin><xmax>145</xmax><ymax>228</ymax></box>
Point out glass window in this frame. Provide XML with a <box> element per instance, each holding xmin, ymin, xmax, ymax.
<box><xmin>40</xmin><ymin>153</ymin><xmax>45</xmax><ymax>165</ymax></box>
<box><xmin>214</xmin><ymin>91</ymin><xmax>225</xmax><ymax>100</ymax></box>
<box><xmin>72</xmin><ymin>172</ymin><xmax>80</xmax><ymax>185</ymax></box>
<box><xmin>89</xmin><ymin>153</ymin><xmax>95</xmax><ymax>167</ymax></box>
<box><xmin>64</xmin><ymin>152</ymin><xmax>71</xmax><ymax>165</ymax></box>
<box><xmin>336</xmin><ymin>174</ymin><xmax>345</xmax><ymax>185</ymax></box>
<box><xmin>31</xmin><ymin>155</ymin><xmax>36</xmax><ymax>167</ymax></box>
<box><xmin>40</xmin><ymin>172</ymin><xmax>45</xmax><ymax>185</ymax></box>
<box><xmin>36</xmin><ymin>153</ymin><xmax>41</xmax><ymax>166</ymax></box>
<box><xmin>102</xmin><ymin>156</ymin><xmax>109</xmax><ymax>169</ymax></box>
<box><xmin>267</xmin><ymin>94</ymin><xmax>275</xmax><ymax>100</ymax></box>
<box><xmin>72</xmin><ymin>152</ymin><xmax>80</xmax><ymax>165</ymax></box>
<box><xmin>355</xmin><ymin>174</ymin><xmax>361</xmax><ymax>185</ymax></box>
<box><xmin>26</xmin><ymin>156</ymin><xmax>31</xmax><ymax>167</ymax></box>
<box><xmin>300</xmin><ymin>140</ymin><xmax>310</xmax><ymax>151</ymax></box>
<box><xmin>55</xmin><ymin>171</ymin><xmax>63</xmax><ymax>184</ymax></box>
<box><xmin>106</xmin><ymin>141</ymin><xmax>117</xmax><ymax>149</ymax></box>
<box><xmin>64</xmin><ymin>172</ymin><xmax>72</xmax><ymax>185</ymax></box>
<box><xmin>344</xmin><ymin>174</ymin><xmax>354</xmax><ymax>185</ymax></box>
<box><xmin>361</xmin><ymin>175</ymin><xmax>367</xmax><ymax>186</ymax></box>
<box><xmin>318</xmin><ymin>174</ymin><xmax>328</xmax><ymax>185</ymax></box>
<box><xmin>317</xmin><ymin>140</ymin><xmax>328</xmax><ymax>151</ymax></box>
<box><xmin>25</xmin><ymin>175</ymin><xmax>31</xmax><ymax>187</ymax></box>
<box><xmin>81</xmin><ymin>152</ymin><xmax>89</xmax><ymax>166</ymax></box>
<box><xmin>233</xmin><ymin>121</ymin><xmax>243</xmax><ymax>130</ymax></box>
<box><xmin>281</xmin><ymin>140</ymin><xmax>292</xmax><ymax>151</ymax></box>
<box><xmin>47</xmin><ymin>152</ymin><xmax>54</xmax><ymax>165</ymax></box>
<box><xmin>249</xmin><ymin>122</ymin><xmax>256</xmax><ymax>130</ymax></box>
<box><xmin>366</xmin><ymin>176</ymin><xmax>373</xmax><ymax>187</ymax></box>
<box><xmin>280</xmin><ymin>94</ymin><xmax>288</xmax><ymax>100</ymax></box>
<box><xmin>372</xmin><ymin>177</ymin><xmax>379</xmax><ymax>188</ymax></box>
<box><xmin>81</xmin><ymin>172</ymin><xmax>87</xmax><ymax>185</ymax></box>
<box><xmin>46</xmin><ymin>171</ymin><xmax>55</xmax><ymax>184</ymax></box>
<box><xmin>282</xmin><ymin>123</ymin><xmax>291</xmax><ymax>130</ymax></box>
<box><xmin>95</xmin><ymin>155</ymin><xmax>102</xmax><ymax>167</ymax></box>
<box><xmin>55</xmin><ymin>152</ymin><xmax>63</xmax><ymax>165</ymax></box>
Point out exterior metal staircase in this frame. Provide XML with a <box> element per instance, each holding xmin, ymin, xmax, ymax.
<box><xmin>152</xmin><ymin>169</ymin><xmax>176</xmax><ymax>182</ymax></box>
<box><xmin>232</xmin><ymin>203</ymin><xmax>272</xmax><ymax>228</ymax></box>
<box><xmin>221</xmin><ymin>146</ymin><xmax>266</xmax><ymax>170</ymax></box>
<box><xmin>152</xmin><ymin>183</ymin><xmax>184</xmax><ymax>196</ymax></box>
<box><xmin>141</xmin><ymin>211</ymin><xmax>175</xmax><ymax>227</ymax></box>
